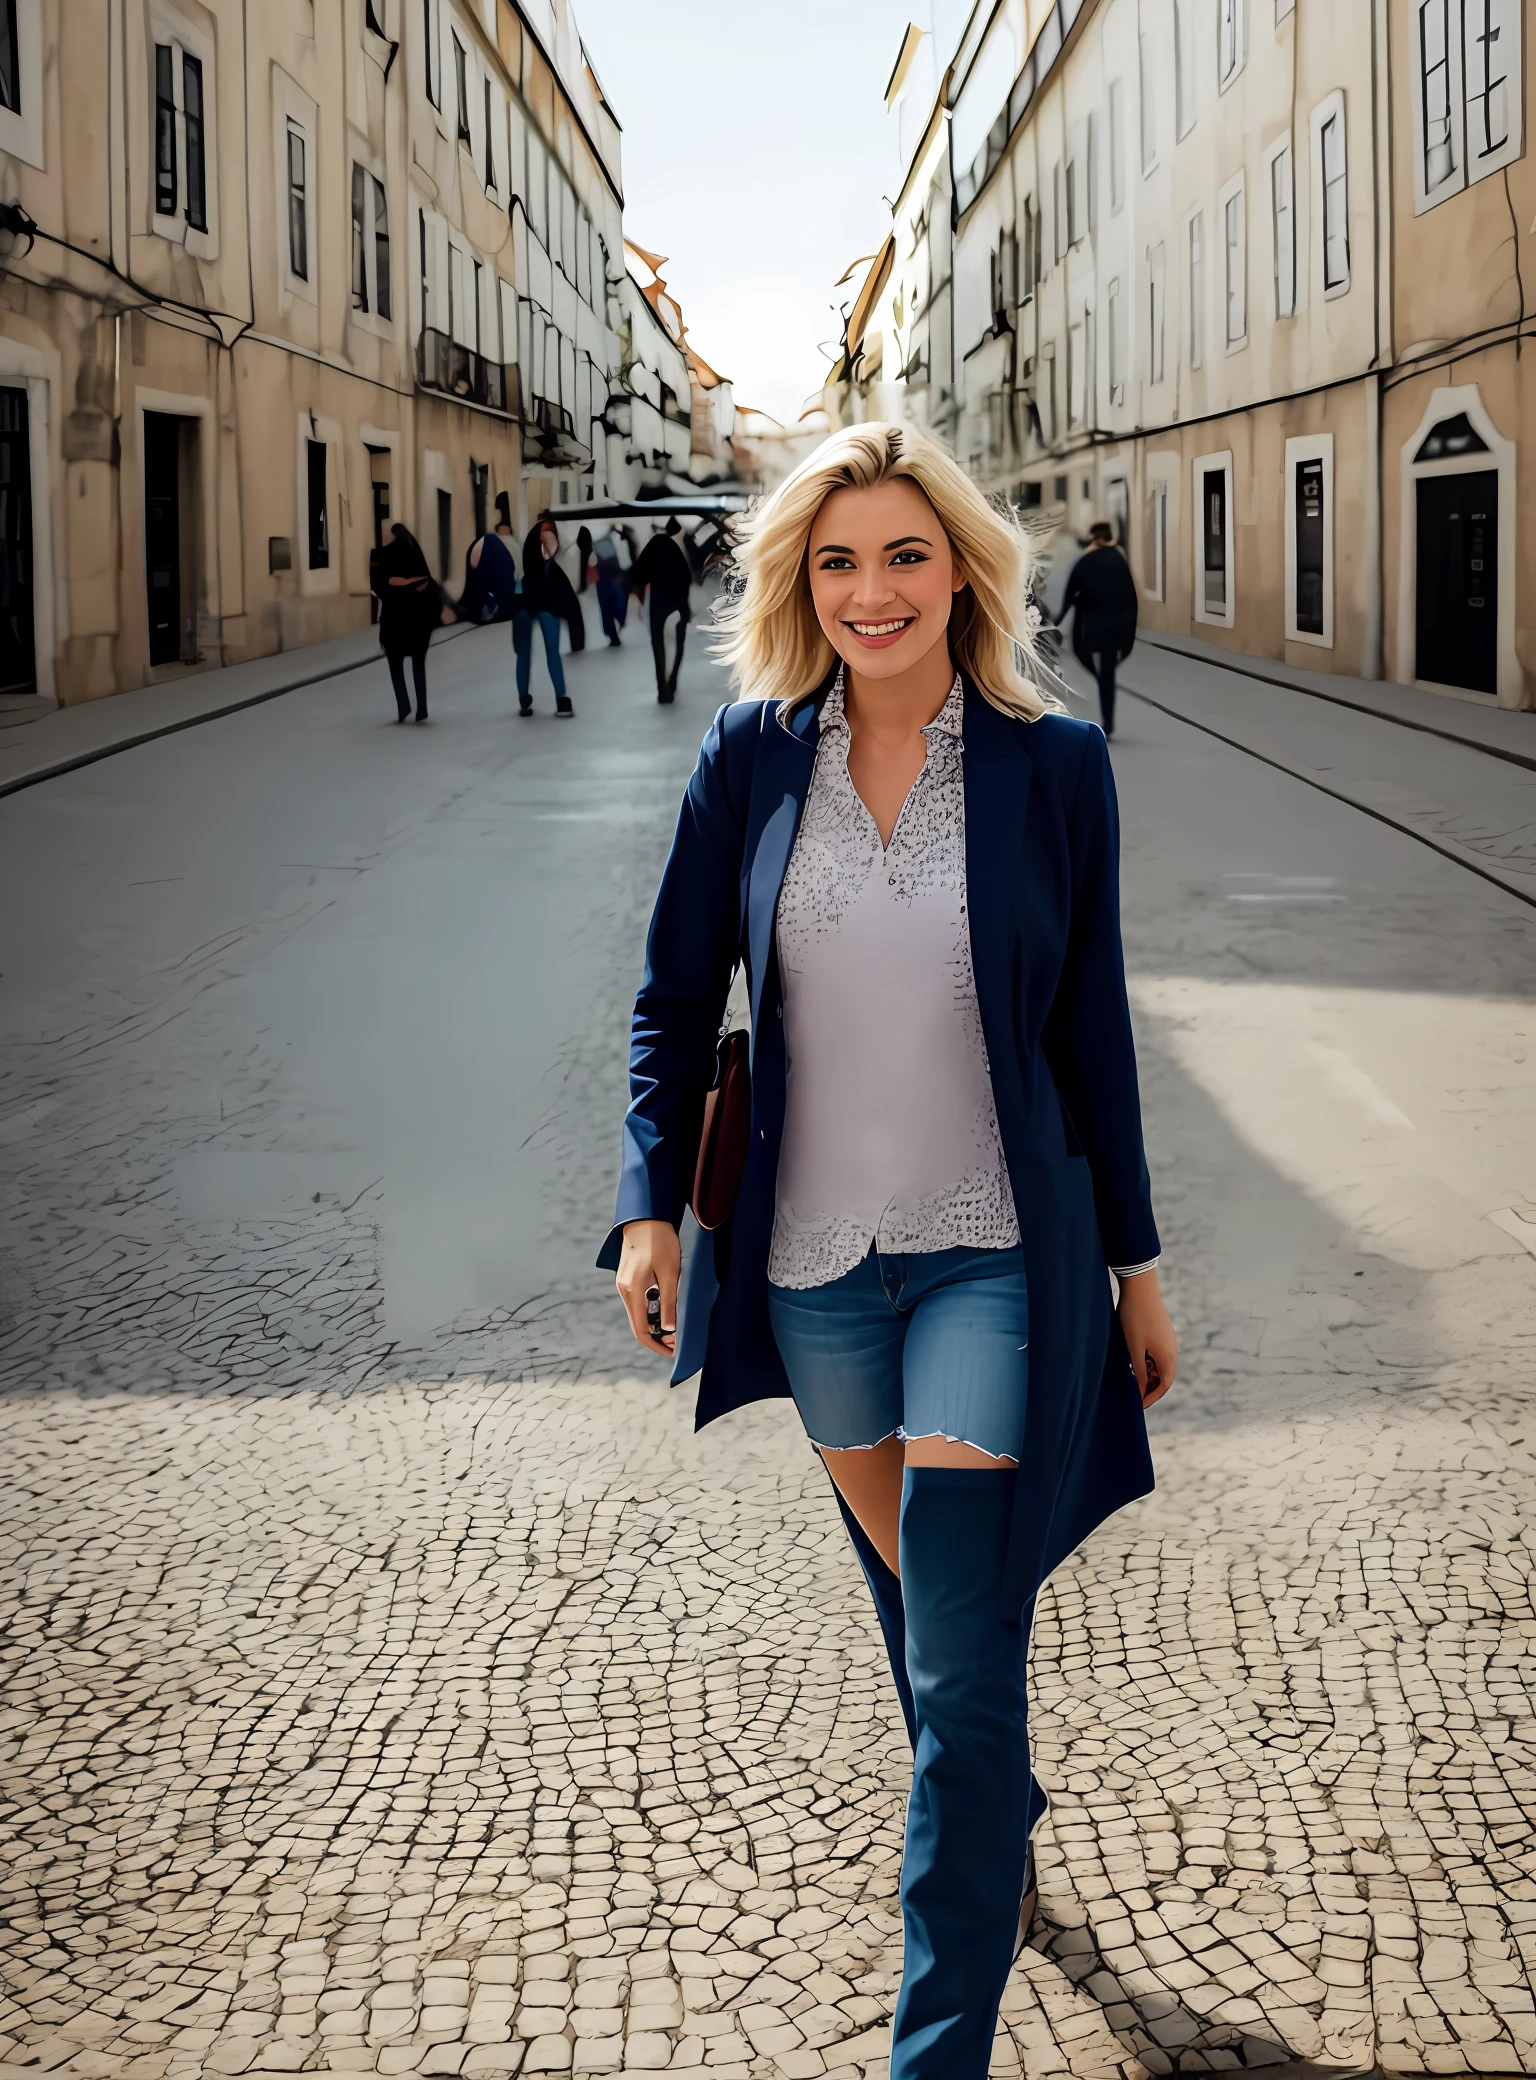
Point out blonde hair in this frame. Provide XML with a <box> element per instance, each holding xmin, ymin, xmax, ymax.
<box><xmin>713</xmin><ymin>422</ymin><xmax>1054</xmax><ymax>721</ymax></box>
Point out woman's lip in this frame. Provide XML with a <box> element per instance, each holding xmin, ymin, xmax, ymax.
<box><xmin>843</xmin><ymin>618</ymin><xmax>916</xmax><ymax>649</ymax></box>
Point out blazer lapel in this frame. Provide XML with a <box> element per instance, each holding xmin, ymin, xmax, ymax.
<box><xmin>745</xmin><ymin>696</ymin><xmax>819</xmax><ymax>1032</ymax></box>
<box><xmin>962</xmin><ymin>685</ymin><xmax>1032</xmax><ymax>1075</ymax></box>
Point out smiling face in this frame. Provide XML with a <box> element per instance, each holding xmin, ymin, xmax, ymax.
<box><xmin>807</xmin><ymin>478</ymin><xmax>968</xmax><ymax>684</ymax></box>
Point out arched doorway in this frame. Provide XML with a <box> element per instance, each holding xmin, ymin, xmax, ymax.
<box><xmin>1397</xmin><ymin>384</ymin><xmax>1517</xmax><ymax>704</ymax></box>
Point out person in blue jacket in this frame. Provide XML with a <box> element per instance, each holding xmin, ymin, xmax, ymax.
<box><xmin>599</xmin><ymin>423</ymin><xmax>1177</xmax><ymax>2080</ymax></box>
<box><xmin>456</xmin><ymin>490</ymin><xmax>520</xmax><ymax>624</ymax></box>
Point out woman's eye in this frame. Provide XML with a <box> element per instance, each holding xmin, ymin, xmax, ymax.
<box><xmin>891</xmin><ymin>550</ymin><xmax>929</xmax><ymax>566</ymax></box>
<box><xmin>816</xmin><ymin>556</ymin><xmax>855</xmax><ymax>571</ymax></box>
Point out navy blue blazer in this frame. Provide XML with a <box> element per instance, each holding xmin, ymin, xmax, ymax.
<box><xmin>599</xmin><ymin>678</ymin><xmax>1159</xmax><ymax>1615</ymax></box>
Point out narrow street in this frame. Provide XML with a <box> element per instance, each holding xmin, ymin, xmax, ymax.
<box><xmin>2</xmin><ymin>603</ymin><xmax>1535</xmax><ymax>2080</ymax></box>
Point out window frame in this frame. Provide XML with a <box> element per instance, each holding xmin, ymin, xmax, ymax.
<box><xmin>1267</xmin><ymin>132</ymin><xmax>1296</xmax><ymax>321</ymax></box>
<box><xmin>0</xmin><ymin>0</ymin><xmax>41</xmax><ymax>166</ymax></box>
<box><xmin>453</xmin><ymin>33</ymin><xmax>471</xmax><ymax>147</ymax></box>
<box><xmin>1175</xmin><ymin>0</ymin><xmax>1196</xmax><ymax>139</ymax></box>
<box><xmin>349</xmin><ymin>152</ymin><xmax>394</xmax><ymax>335</ymax></box>
<box><xmin>1284</xmin><ymin>432</ymin><xmax>1334</xmax><ymax>649</ymax></box>
<box><xmin>274</xmin><ymin>72</ymin><xmax>318</xmax><ymax>308</ymax></box>
<box><xmin>286</xmin><ymin>121</ymin><xmax>308</xmax><ymax>282</ymax></box>
<box><xmin>1147</xmin><ymin>241</ymin><xmax>1167</xmax><ymax>385</ymax></box>
<box><xmin>1192</xmin><ymin>447</ymin><xmax>1236</xmax><ymax>628</ymax></box>
<box><xmin>1108</xmin><ymin>76</ymin><xmax>1126</xmax><ymax>212</ymax></box>
<box><xmin>147</xmin><ymin>2</ymin><xmax>218</xmax><ymax>257</ymax></box>
<box><xmin>422</xmin><ymin>0</ymin><xmax>439</xmax><ymax>109</ymax></box>
<box><xmin>1312</xmin><ymin>89</ymin><xmax>1350</xmax><ymax>298</ymax></box>
<box><xmin>306</xmin><ymin>436</ymin><xmax>330</xmax><ymax>571</ymax></box>
<box><xmin>1413</xmin><ymin>0</ymin><xmax>1464</xmax><ymax>209</ymax></box>
<box><xmin>1463</xmin><ymin>0</ymin><xmax>1523</xmax><ymax>187</ymax></box>
<box><xmin>1218</xmin><ymin>0</ymin><xmax>1246</xmax><ymax>92</ymax></box>
<box><xmin>1108</xmin><ymin>274</ymin><xmax>1124</xmax><ymax>405</ymax></box>
<box><xmin>1221</xmin><ymin>171</ymin><xmax>1247</xmax><ymax>348</ymax></box>
<box><xmin>1186</xmin><ymin>207</ymin><xmax>1204</xmax><ymax>371</ymax></box>
<box><xmin>1139</xmin><ymin>29</ymin><xmax>1158</xmax><ymax>174</ymax></box>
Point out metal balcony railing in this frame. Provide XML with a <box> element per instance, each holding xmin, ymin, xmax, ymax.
<box><xmin>415</xmin><ymin>328</ymin><xmax>516</xmax><ymax>416</ymax></box>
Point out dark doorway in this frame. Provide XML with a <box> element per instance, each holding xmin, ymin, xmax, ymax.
<box><xmin>1294</xmin><ymin>458</ymin><xmax>1325</xmax><ymax>636</ymax></box>
<box><xmin>1416</xmin><ymin>470</ymin><xmax>1498</xmax><ymax>695</ymax></box>
<box><xmin>144</xmin><ymin>410</ymin><xmax>185</xmax><ymax>667</ymax></box>
<box><xmin>1201</xmin><ymin>466</ymin><xmax>1227</xmax><ymax>617</ymax></box>
<box><xmin>0</xmin><ymin>386</ymin><xmax>36</xmax><ymax>695</ymax></box>
<box><xmin>470</xmin><ymin>459</ymin><xmax>488</xmax><ymax>539</ymax></box>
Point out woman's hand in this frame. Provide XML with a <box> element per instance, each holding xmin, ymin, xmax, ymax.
<box><xmin>616</xmin><ymin>1219</ymin><xmax>680</xmax><ymax>1358</ymax></box>
<box><xmin>1118</xmin><ymin>1267</ymin><xmax>1177</xmax><ymax>1410</ymax></box>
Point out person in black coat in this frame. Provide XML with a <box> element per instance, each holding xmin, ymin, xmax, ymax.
<box><xmin>629</xmin><ymin>518</ymin><xmax>693</xmax><ymax>703</ymax></box>
<box><xmin>514</xmin><ymin>520</ymin><xmax>580</xmax><ymax>716</ymax></box>
<box><xmin>370</xmin><ymin>524</ymin><xmax>449</xmax><ymax>723</ymax></box>
<box><xmin>1059</xmin><ymin>522</ymin><xmax>1138</xmax><ymax>737</ymax></box>
<box><xmin>575</xmin><ymin>523</ymin><xmax>594</xmax><ymax>594</ymax></box>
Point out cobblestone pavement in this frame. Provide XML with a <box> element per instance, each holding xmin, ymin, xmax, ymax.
<box><xmin>2</xmin><ymin>620</ymin><xmax>1535</xmax><ymax>2080</ymax></box>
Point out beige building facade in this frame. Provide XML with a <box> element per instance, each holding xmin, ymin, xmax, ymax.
<box><xmin>839</xmin><ymin>0</ymin><xmax>1535</xmax><ymax>712</ymax></box>
<box><xmin>0</xmin><ymin>0</ymin><xmax>625</xmax><ymax>706</ymax></box>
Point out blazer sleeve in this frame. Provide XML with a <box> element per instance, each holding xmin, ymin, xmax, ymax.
<box><xmin>596</xmin><ymin>705</ymin><xmax>749</xmax><ymax>1269</ymax></box>
<box><xmin>1041</xmin><ymin>728</ymin><xmax>1161</xmax><ymax>1272</ymax></box>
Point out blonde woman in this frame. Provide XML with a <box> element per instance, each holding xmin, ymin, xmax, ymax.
<box><xmin>599</xmin><ymin>424</ymin><xmax>1177</xmax><ymax>2080</ymax></box>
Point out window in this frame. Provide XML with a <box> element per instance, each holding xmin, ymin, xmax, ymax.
<box><xmin>0</xmin><ymin>0</ymin><xmax>17</xmax><ymax>114</ymax></box>
<box><xmin>182</xmin><ymin>54</ymin><xmax>205</xmax><ymax>228</ymax></box>
<box><xmin>473</xmin><ymin>257</ymin><xmax>484</xmax><ymax>355</ymax></box>
<box><xmin>1066</xmin><ymin>157</ymin><xmax>1080</xmax><ymax>245</ymax></box>
<box><xmin>1320</xmin><ymin>104</ymin><xmax>1349</xmax><ymax>291</ymax></box>
<box><xmin>155</xmin><ymin>44</ymin><xmax>176</xmax><ymax>217</ymax></box>
<box><xmin>1087</xmin><ymin>113</ymin><xmax>1100</xmax><ymax>231</ymax></box>
<box><xmin>1150</xmin><ymin>480</ymin><xmax>1169</xmax><ymax>600</ymax></box>
<box><xmin>1108</xmin><ymin>276</ymin><xmax>1124</xmax><ymax>404</ymax></box>
<box><xmin>1109</xmin><ymin>78</ymin><xmax>1126</xmax><ymax>211</ymax></box>
<box><xmin>1465</xmin><ymin>0</ymin><xmax>1522</xmax><ymax>182</ymax></box>
<box><xmin>453</xmin><ymin>35</ymin><xmax>470</xmax><ymax>145</ymax></box>
<box><xmin>373</xmin><ymin>177</ymin><xmax>391</xmax><ymax>319</ymax></box>
<box><xmin>1139</xmin><ymin>31</ymin><xmax>1157</xmax><ymax>171</ymax></box>
<box><xmin>1148</xmin><ymin>242</ymin><xmax>1166</xmax><ymax>383</ymax></box>
<box><xmin>1218</xmin><ymin>0</ymin><xmax>1245</xmax><ymax>89</ymax></box>
<box><xmin>1042</xmin><ymin>341</ymin><xmax>1058</xmax><ymax>441</ymax></box>
<box><xmin>1187</xmin><ymin>211</ymin><xmax>1204</xmax><ymax>369</ymax></box>
<box><xmin>286</xmin><ymin>122</ymin><xmax>307</xmax><ymax>280</ymax></box>
<box><xmin>351</xmin><ymin>165</ymin><xmax>391</xmax><ymax>319</ymax></box>
<box><xmin>419</xmin><ymin>207</ymin><xmax>429</xmax><ymax>327</ymax></box>
<box><xmin>365</xmin><ymin>0</ymin><xmax>386</xmax><ymax>33</ymax></box>
<box><xmin>422</xmin><ymin>0</ymin><xmax>437</xmax><ymax>106</ymax></box>
<box><xmin>306</xmin><ymin>438</ymin><xmax>329</xmax><ymax>569</ymax></box>
<box><xmin>151</xmin><ymin>18</ymin><xmax>214</xmax><ymax>245</ymax></box>
<box><xmin>352</xmin><ymin>164</ymin><xmax>369</xmax><ymax>310</ymax></box>
<box><xmin>1068</xmin><ymin>310</ymin><xmax>1087</xmax><ymax>426</ymax></box>
<box><xmin>1421</xmin><ymin>0</ymin><xmax>1459</xmax><ymax>192</ymax></box>
<box><xmin>1175</xmin><ymin>0</ymin><xmax>1196</xmax><ymax>138</ymax></box>
<box><xmin>1194</xmin><ymin>451</ymin><xmax>1234</xmax><ymax>624</ymax></box>
<box><xmin>483</xmin><ymin>77</ymin><xmax>496</xmax><ymax>192</ymax></box>
<box><xmin>1285</xmin><ymin>434</ymin><xmax>1333</xmax><ymax>646</ymax></box>
<box><xmin>1271</xmin><ymin>141</ymin><xmax>1295</xmax><ymax>318</ymax></box>
<box><xmin>437</xmin><ymin>488</ymin><xmax>452</xmax><ymax>579</ymax></box>
<box><xmin>1224</xmin><ymin>181</ymin><xmax>1246</xmax><ymax>344</ymax></box>
<box><xmin>1052</xmin><ymin>161</ymin><xmax>1065</xmax><ymax>264</ymax></box>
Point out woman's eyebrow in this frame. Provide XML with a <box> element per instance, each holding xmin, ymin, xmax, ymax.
<box><xmin>812</xmin><ymin>542</ymin><xmax>854</xmax><ymax>555</ymax></box>
<box><xmin>885</xmin><ymin>535</ymin><xmax>933</xmax><ymax>550</ymax></box>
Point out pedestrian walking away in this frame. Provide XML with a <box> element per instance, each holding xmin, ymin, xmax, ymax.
<box><xmin>601</xmin><ymin>423</ymin><xmax>1179</xmax><ymax>2080</ymax></box>
<box><xmin>1059</xmin><ymin>521</ymin><xmax>1138</xmax><ymax>737</ymax></box>
<box><xmin>370</xmin><ymin>523</ymin><xmax>450</xmax><ymax>723</ymax></box>
<box><xmin>630</xmin><ymin>517</ymin><xmax>693</xmax><ymax>702</ymax></box>
<box><xmin>455</xmin><ymin>492</ymin><xmax>519</xmax><ymax>625</ymax></box>
<box><xmin>592</xmin><ymin>528</ymin><xmax>630</xmax><ymax>646</ymax></box>
<box><xmin>514</xmin><ymin>520</ymin><xmax>578</xmax><ymax>716</ymax></box>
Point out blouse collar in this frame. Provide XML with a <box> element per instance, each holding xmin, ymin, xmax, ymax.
<box><xmin>822</xmin><ymin>665</ymin><xmax>965</xmax><ymax>740</ymax></box>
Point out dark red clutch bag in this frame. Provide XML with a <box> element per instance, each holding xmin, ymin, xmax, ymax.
<box><xmin>690</xmin><ymin>1028</ymin><xmax>751</xmax><ymax>1232</ymax></box>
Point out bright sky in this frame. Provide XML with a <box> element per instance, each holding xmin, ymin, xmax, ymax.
<box><xmin>574</xmin><ymin>0</ymin><xmax>916</xmax><ymax>427</ymax></box>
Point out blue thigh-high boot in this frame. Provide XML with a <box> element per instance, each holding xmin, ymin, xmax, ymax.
<box><xmin>828</xmin><ymin>1476</ymin><xmax>917</xmax><ymax>1749</ymax></box>
<box><xmin>891</xmin><ymin>1467</ymin><xmax>1041</xmax><ymax>2080</ymax></box>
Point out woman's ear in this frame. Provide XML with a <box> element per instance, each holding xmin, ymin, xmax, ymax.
<box><xmin>951</xmin><ymin>558</ymin><xmax>970</xmax><ymax>595</ymax></box>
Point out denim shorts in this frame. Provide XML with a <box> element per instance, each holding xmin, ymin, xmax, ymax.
<box><xmin>767</xmin><ymin>1244</ymin><xmax>1029</xmax><ymax>1462</ymax></box>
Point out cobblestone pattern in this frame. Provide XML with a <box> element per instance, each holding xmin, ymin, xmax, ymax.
<box><xmin>4</xmin><ymin>674</ymin><xmax>1536</xmax><ymax>2080</ymax></box>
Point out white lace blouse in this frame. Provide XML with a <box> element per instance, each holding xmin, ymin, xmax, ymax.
<box><xmin>766</xmin><ymin>669</ymin><xmax>1160</xmax><ymax>1293</ymax></box>
<box><xmin>767</xmin><ymin>671</ymin><xmax>1021</xmax><ymax>1290</ymax></box>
